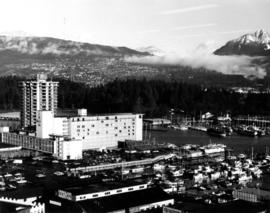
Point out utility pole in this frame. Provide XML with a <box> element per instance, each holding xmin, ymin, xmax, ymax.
<box><xmin>251</xmin><ymin>146</ymin><xmax>254</xmax><ymax>161</ymax></box>
<box><xmin>169</xmin><ymin>109</ymin><xmax>174</xmax><ymax>126</ymax></box>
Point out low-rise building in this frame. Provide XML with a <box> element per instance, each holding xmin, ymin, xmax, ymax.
<box><xmin>52</xmin><ymin>135</ymin><xmax>82</xmax><ymax>160</ymax></box>
<box><xmin>233</xmin><ymin>187</ymin><xmax>270</xmax><ymax>202</ymax></box>
<box><xmin>78</xmin><ymin>187</ymin><xmax>174</xmax><ymax>213</ymax></box>
<box><xmin>0</xmin><ymin>131</ymin><xmax>54</xmax><ymax>154</ymax></box>
<box><xmin>0</xmin><ymin>130</ymin><xmax>82</xmax><ymax>160</ymax></box>
<box><xmin>57</xmin><ymin>182</ymin><xmax>148</xmax><ymax>202</ymax></box>
<box><xmin>49</xmin><ymin>186</ymin><xmax>173</xmax><ymax>213</ymax></box>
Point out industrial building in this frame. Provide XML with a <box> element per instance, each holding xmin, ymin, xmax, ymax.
<box><xmin>57</xmin><ymin>182</ymin><xmax>148</xmax><ymax>202</ymax></box>
<box><xmin>48</xmin><ymin>182</ymin><xmax>174</xmax><ymax>213</ymax></box>
<box><xmin>36</xmin><ymin>109</ymin><xmax>143</xmax><ymax>150</ymax></box>
<box><xmin>0</xmin><ymin>128</ymin><xmax>82</xmax><ymax>160</ymax></box>
<box><xmin>0</xmin><ymin>131</ymin><xmax>54</xmax><ymax>153</ymax></box>
<box><xmin>19</xmin><ymin>74</ymin><xmax>58</xmax><ymax>128</ymax></box>
<box><xmin>0</xmin><ymin>108</ymin><xmax>142</xmax><ymax>158</ymax></box>
<box><xmin>76</xmin><ymin>187</ymin><xmax>174</xmax><ymax>213</ymax></box>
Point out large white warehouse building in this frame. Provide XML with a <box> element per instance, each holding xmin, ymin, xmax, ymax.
<box><xmin>36</xmin><ymin>109</ymin><xmax>143</xmax><ymax>150</ymax></box>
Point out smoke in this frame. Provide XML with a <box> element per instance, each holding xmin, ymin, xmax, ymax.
<box><xmin>125</xmin><ymin>44</ymin><xmax>267</xmax><ymax>79</ymax></box>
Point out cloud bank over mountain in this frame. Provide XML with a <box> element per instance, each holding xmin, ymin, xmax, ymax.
<box><xmin>126</xmin><ymin>42</ymin><xmax>267</xmax><ymax>79</ymax></box>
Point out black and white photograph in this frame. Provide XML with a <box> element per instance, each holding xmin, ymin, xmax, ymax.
<box><xmin>0</xmin><ymin>0</ymin><xmax>270</xmax><ymax>212</ymax></box>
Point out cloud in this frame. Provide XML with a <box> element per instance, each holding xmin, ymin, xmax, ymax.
<box><xmin>125</xmin><ymin>45</ymin><xmax>267</xmax><ymax>79</ymax></box>
<box><xmin>138</xmin><ymin>23</ymin><xmax>216</xmax><ymax>35</ymax></box>
<box><xmin>216</xmin><ymin>29</ymin><xmax>255</xmax><ymax>35</ymax></box>
<box><xmin>176</xmin><ymin>29</ymin><xmax>256</xmax><ymax>39</ymax></box>
<box><xmin>160</xmin><ymin>4</ymin><xmax>219</xmax><ymax>15</ymax></box>
<box><xmin>171</xmin><ymin>23</ymin><xmax>216</xmax><ymax>31</ymax></box>
<box><xmin>0</xmin><ymin>30</ymin><xmax>32</xmax><ymax>37</ymax></box>
<box><xmin>137</xmin><ymin>29</ymin><xmax>160</xmax><ymax>34</ymax></box>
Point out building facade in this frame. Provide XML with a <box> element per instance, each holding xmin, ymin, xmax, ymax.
<box><xmin>0</xmin><ymin>132</ymin><xmax>54</xmax><ymax>154</ymax></box>
<box><xmin>0</xmin><ymin>131</ymin><xmax>82</xmax><ymax>160</ymax></box>
<box><xmin>19</xmin><ymin>74</ymin><xmax>58</xmax><ymax>128</ymax></box>
<box><xmin>233</xmin><ymin>187</ymin><xmax>270</xmax><ymax>202</ymax></box>
<box><xmin>52</xmin><ymin>135</ymin><xmax>83</xmax><ymax>160</ymax></box>
<box><xmin>36</xmin><ymin>109</ymin><xmax>143</xmax><ymax>150</ymax></box>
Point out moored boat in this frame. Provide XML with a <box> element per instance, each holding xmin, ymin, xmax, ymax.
<box><xmin>222</xmin><ymin>126</ymin><xmax>233</xmax><ymax>136</ymax></box>
<box><xmin>235</xmin><ymin>125</ymin><xmax>258</xmax><ymax>137</ymax></box>
<box><xmin>207</xmin><ymin>127</ymin><xmax>227</xmax><ymax>138</ymax></box>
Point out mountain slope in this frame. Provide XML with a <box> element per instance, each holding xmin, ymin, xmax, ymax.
<box><xmin>214</xmin><ymin>29</ymin><xmax>270</xmax><ymax>56</ymax></box>
<box><xmin>136</xmin><ymin>46</ymin><xmax>165</xmax><ymax>56</ymax></box>
<box><xmin>0</xmin><ymin>35</ymin><xmax>148</xmax><ymax>56</ymax></box>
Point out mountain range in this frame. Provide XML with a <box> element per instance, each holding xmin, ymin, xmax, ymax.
<box><xmin>0</xmin><ymin>36</ymin><xmax>148</xmax><ymax>57</ymax></box>
<box><xmin>214</xmin><ymin>29</ymin><xmax>270</xmax><ymax>56</ymax></box>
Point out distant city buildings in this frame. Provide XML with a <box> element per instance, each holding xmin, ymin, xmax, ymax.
<box><xmin>19</xmin><ymin>74</ymin><xmax>58</xmax><ymax>128</ymax></box>
<box><xmin>230</xmin><ymin>87</ymin><xmax>270</xmax><ymax>94</ymax></box>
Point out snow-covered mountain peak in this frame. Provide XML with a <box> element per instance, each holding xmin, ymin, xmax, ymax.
<box><xmin>254</xmin><ymin>29</ymin><xmax>270</xmax><ymax>40</ymax></box>
<box><xmin>233</xmin><ymin>29</ymin><xmax>270</xmax><ymax>45</ymax></box>
<box><xmin>214</xmin><ymin>29</ymin><xmax>270</xmax><ymax>56</ymax></box>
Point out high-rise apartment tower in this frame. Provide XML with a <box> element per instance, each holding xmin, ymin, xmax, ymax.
<box><xmin>19</xmin><ymin>74</ymin><xmax>59</xmax><ymax>128</ymax></box>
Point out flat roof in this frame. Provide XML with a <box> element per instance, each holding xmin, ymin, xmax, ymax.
<box><xmin>143</xmin><ymin>118</ymin><xmax>170</xmax><ymax>121</ymax></box>
<box><xmin>60</xmin><ymin>181</ymin><xmax>146</xmax><ymax>196</ymax></box>
<box><xmin>0</xmin><ymin>201</ymin><xmax>31</xmax><ymax>213</ymax></box>
<box><xmin>172</xmin><ymin>200</ymin><xmax>267</xmax><ymax>213</ymax></box>
<box><xmin>0</xmin><ymin>186</ymin><xmax>43</xmax><ymax>199</ymax></box>
<box><xmin>78</xmin><ymin>187</ymin><xmax>172</xmax><ymax>212</ymax></box>
<box><xmin>56</xmin><ymin>112</ymin><xmax>142</xmax><ymax>117</ymax></box>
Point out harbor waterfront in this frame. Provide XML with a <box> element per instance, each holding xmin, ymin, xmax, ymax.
<box><xmin>149</xmin><ymin>129</ymin><xmax>270</xmax><ymax>155</ymax></box>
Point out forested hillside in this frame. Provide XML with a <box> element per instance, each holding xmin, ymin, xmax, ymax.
<box><xmin>1</xmin><ymin>77</ymin><xmax>270</xmax><ymax>117</ymax></box>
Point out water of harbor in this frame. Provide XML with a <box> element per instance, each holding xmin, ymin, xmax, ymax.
<box><xmin>149</xmin><ymin>129</ymin><xmax>270</xmax><ymax>155</ymax></box>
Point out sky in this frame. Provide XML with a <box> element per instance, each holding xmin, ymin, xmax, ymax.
<box><xmin>0</xmin><ymin>0</ymin><xmax>270</xmax><ymax>53</ymax></box>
